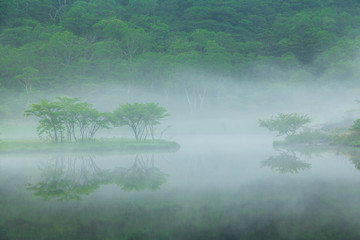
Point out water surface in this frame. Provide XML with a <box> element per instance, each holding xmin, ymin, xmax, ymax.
<box><xmin>1</xmin><ymin>135</ymin><xmax>360</xmax><ymax>240</ymax></box>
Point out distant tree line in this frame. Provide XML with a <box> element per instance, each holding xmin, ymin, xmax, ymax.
<box><xmin>1</xmin><ymin>0</ymin><xmax>360</xmax><ymax>97</ymax></box>
<box><xmin>25</xmin><ymin>97</ymin><xmax>169</xmax><ymax>143</ymax></box>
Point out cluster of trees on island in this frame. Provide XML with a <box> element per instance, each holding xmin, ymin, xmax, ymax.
<box><xmin>24</xmin><ymin>97</ymin><xmax>169</xmax><ymax>143</ymax></box>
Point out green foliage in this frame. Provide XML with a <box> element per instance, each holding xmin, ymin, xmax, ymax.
<box><xmin>24</xmin><ymin>99</ymin><xmax>64</xmax><ymax>142</ymax></box>
<box><xmin>14</xmin><ymin>66</ymin><xmax>39</xmax><ymax>102</ymax></box>
<box><xmin>275</xmin><ymin>128</ymin><xmax>331</xmax><ymax>146</ymax></box>
<box><xmin>351</xmin><ymin>119</ymin><xmax>360</xmax><ymax>133</ymax></box>
<box><xmin>24</xmin><ymin>98</ymin><xmax>171</xmax><ymax>143</ymax></box>
<box><xmin>24</xmin><ymin>97</ymin><xmax>111</xmax><ymax>143</ymax></box>
<box><xmin>333</xmin><ymin>119</ymin><xmax>360</xmax><ymax>147</ymax></box>
<box><xmin>1</xmin><ymin>0</ymin><xmax>360</xmax><ymax>91</ymax></box>
<box><xmin>57</xmin><ymin>96</ymin><xmax>112</xmax><ymax>143</ymax></box>
<box><xmin>113</xmin><ymin>102</ymin><xmax>169</xmax><ymax>141</ymax></box>
<box><xmin>259</xmin><ymin>113</ymin><xmax>311</xmax><ymax>137</ymax></box>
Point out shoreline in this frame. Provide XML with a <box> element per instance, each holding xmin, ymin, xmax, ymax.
<box><xmin>0</xmin><ymin>138</ymin><xmax>181</xmax><ymax>154</ymax></box>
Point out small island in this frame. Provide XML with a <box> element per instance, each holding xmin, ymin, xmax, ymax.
<box><xmin>259</xmin><ymin>112</ymin><xmax>360</xmax><ymax>148</ymax></box>
<box><xmin>0</xmin><ymin>97</ymin><xmax>180</xmax><ymax>153</ymax></box>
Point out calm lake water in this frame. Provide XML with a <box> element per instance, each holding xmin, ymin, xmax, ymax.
<box><xmin>1</xmin><ymin>135</ymin><xmax>360</xmax><ymax>240</ymax></box>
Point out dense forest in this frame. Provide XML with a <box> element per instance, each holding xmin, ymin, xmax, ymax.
<box><xmin>1</xmin><ymin>0</ymin><xmax>360</xmax><ymax>118</ymax></box>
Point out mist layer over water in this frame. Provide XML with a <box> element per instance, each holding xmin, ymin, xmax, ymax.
<box><xmin>1</xmin><ymin>135</ymin><xmax>360</xmax><ymax>239</ymax></box>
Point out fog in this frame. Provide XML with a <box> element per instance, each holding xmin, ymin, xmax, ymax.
<box><xmin>3</xmin><ymin>64</ymin><xmax>360</xmax><ymax>139</ymax></box>
<box><xmin>2</xmin><ymin>63</ymin><xmax>360</xmax><ymax>239</ymax></box>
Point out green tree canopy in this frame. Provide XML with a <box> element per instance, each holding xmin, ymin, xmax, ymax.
<box><xmin>25</xmin><ymin>97</ymin><xmax>111</xmax><ymax>143</ymax></box>
<box><xmin>24</xmin><ymin>99</ymin><xmax>64</xmax><ymax>142</ymax></box>
<box><xmin>113</xmin><ymin>102</ymin><xmax>169</xmax><ymax>141</ymax></box>
<box><xmin>259</xmin><ymin>113</ymin><xmax>311</xmax><ymax>137</ymax></box>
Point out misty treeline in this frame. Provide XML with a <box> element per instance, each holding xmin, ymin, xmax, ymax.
<box><xmin>1</xmin><ymin>0</ymin><xmax>360</xmax><ymax>113</ymax></box>
<box><xmin>24</xmin><ymin>97</ymin><xmax>169</xmax><ymax>143</ymax></box>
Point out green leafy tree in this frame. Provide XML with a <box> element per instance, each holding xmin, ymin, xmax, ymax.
<box><xmin>92</xmin><ymin>18</ymin><xmax>127</xmax><ymax>40</ymax></box>
<box><xmin>25</xmin><ymin>97</ymin><xmax>111</xmax><ymax>143</ymax></box>
<box><xmin>75</xmin><ymin>105</ymin><xmax>111</xmax><ymax>143</ymax></box>
<box><xmin>259</xmin><ymin>113</ymin><xmax>311</xmax><ymax>137</ymax></box>
<box><xmin>142</xmin><ymin>102</ymin><xmax>170</xmax><ymax>140</ymax></box>
<box><xmin>14</xmin><ymin>66</ymin><xmax>39</xmax><ymax>104</ymax></box>
<box><xmin>120</xmin><ymin>27</ymin><xmax>153</xmax><ymax>62</ymax></box>
<box><xmin>24</xmin><ymin>99</ymin><xmax>64</xmax><ymax>142</ymax></box>
<box><xmin>43</xmin><ymin>31</ymin><xmax>86</xmax><ymax>66</ymax></box>
<box><xmin>55</xmin><ymin>97</ymin><xmax>111</xmax><ymax>143</ymax></box>
<box><xmin>113</xmin><ymin>102</ymin><xmax>169</xmax><ymax>141</ymax></box>
<box><xmin>127</xmin><ymin>0</ymin><xmax>158</xmax><ymax>15</ymax></box>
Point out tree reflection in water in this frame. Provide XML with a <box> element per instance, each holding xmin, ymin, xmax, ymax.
<box><xmin>335</xmin><ymin>147</ymin><xmax>360</xmax><ymax>170</ymax></box>
<box><xmin>27</xmin><ymin>154</ymin><xmax>168</xmax><ymax>200</ymax></box>
<box><xmin>262</xmin><ymin>151</ymin><xmax>311</xmax><ymax>174</ymax></box>
<box><xmin>26</xmin><ymin>156</ymin><xmax>109</xmax><ymax>200</ymax></box>
<box><xmin>112</xmin><ymin>155</ymin><xmax>168</xmax><ymax>191</ymax></box>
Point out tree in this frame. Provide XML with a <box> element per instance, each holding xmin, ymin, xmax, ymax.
<box><xmin>112</xmin><ymin>102</ymin><xmax>169</xmax><ymax>141</ymax></box>
<box><xmin>61</xmin><ymin>1</ymin><xmax>99</xmax><ymax>35</ymax></box>
<box><xmin>92</xmin><ymin>18</ymin><xmax>127</xmax><ymax>40</ymax></box>
<box><xmin>14</xmin><ymin>66</ymin><xmax>39</xmax><ymax>104</ymax></box>
<box><xmin>43</xmin><ymin>31</ymin><xmax>86</xmax><ymax>66</ymax></box>
<box><xmin>25</xmin><ymin>97</ymin><xmax>111</xmax><ymax>143</ymax></box>
<box><xmin>74</xmin><ymin>105</ymin><xmax>111</xmax><ymax>143</ymax></box>
<box><xmin>24</xmin><ymin>99</ymin><xmax>64</xmax><ymax>142</ymax></box>
<box><xmin>259</xmin><ymin>113</ymin><xmax>311</xmax><ymax>137</ymax></box>
<box><xmin>55</xmin><ymin>97</ymin><xmax>111</xmax><ymax>142</ymax></box>
<box><xmin>142</xmin><ymin>102</ymin><xmax>169</xmax><ymax>140</ymax></box>
<box><xmin>120</xmin><ymin>27</ymin><xmax>153</xmax><ymax>62</ymax></box>
<box><xmin>49</xmin><ymin>0</ymin><xmax>68</xmax><ymax>23</ymax></box>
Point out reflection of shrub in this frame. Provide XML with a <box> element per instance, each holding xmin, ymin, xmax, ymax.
<box><xmin>262</xmin><ymin>152</ymin><xmax>311</xmax><ymax>174</ymax></box>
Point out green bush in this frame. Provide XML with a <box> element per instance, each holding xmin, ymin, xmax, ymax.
<box><xmin>274</xmin><ymin>128</ymin><xmax>331</xmax><ymax>146</ymax></box>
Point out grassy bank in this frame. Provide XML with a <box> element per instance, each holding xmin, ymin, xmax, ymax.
<box><xmin>0</xmin><ymin>138</ymin><xmax>180</xmax><ymax>154</ymax></box>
